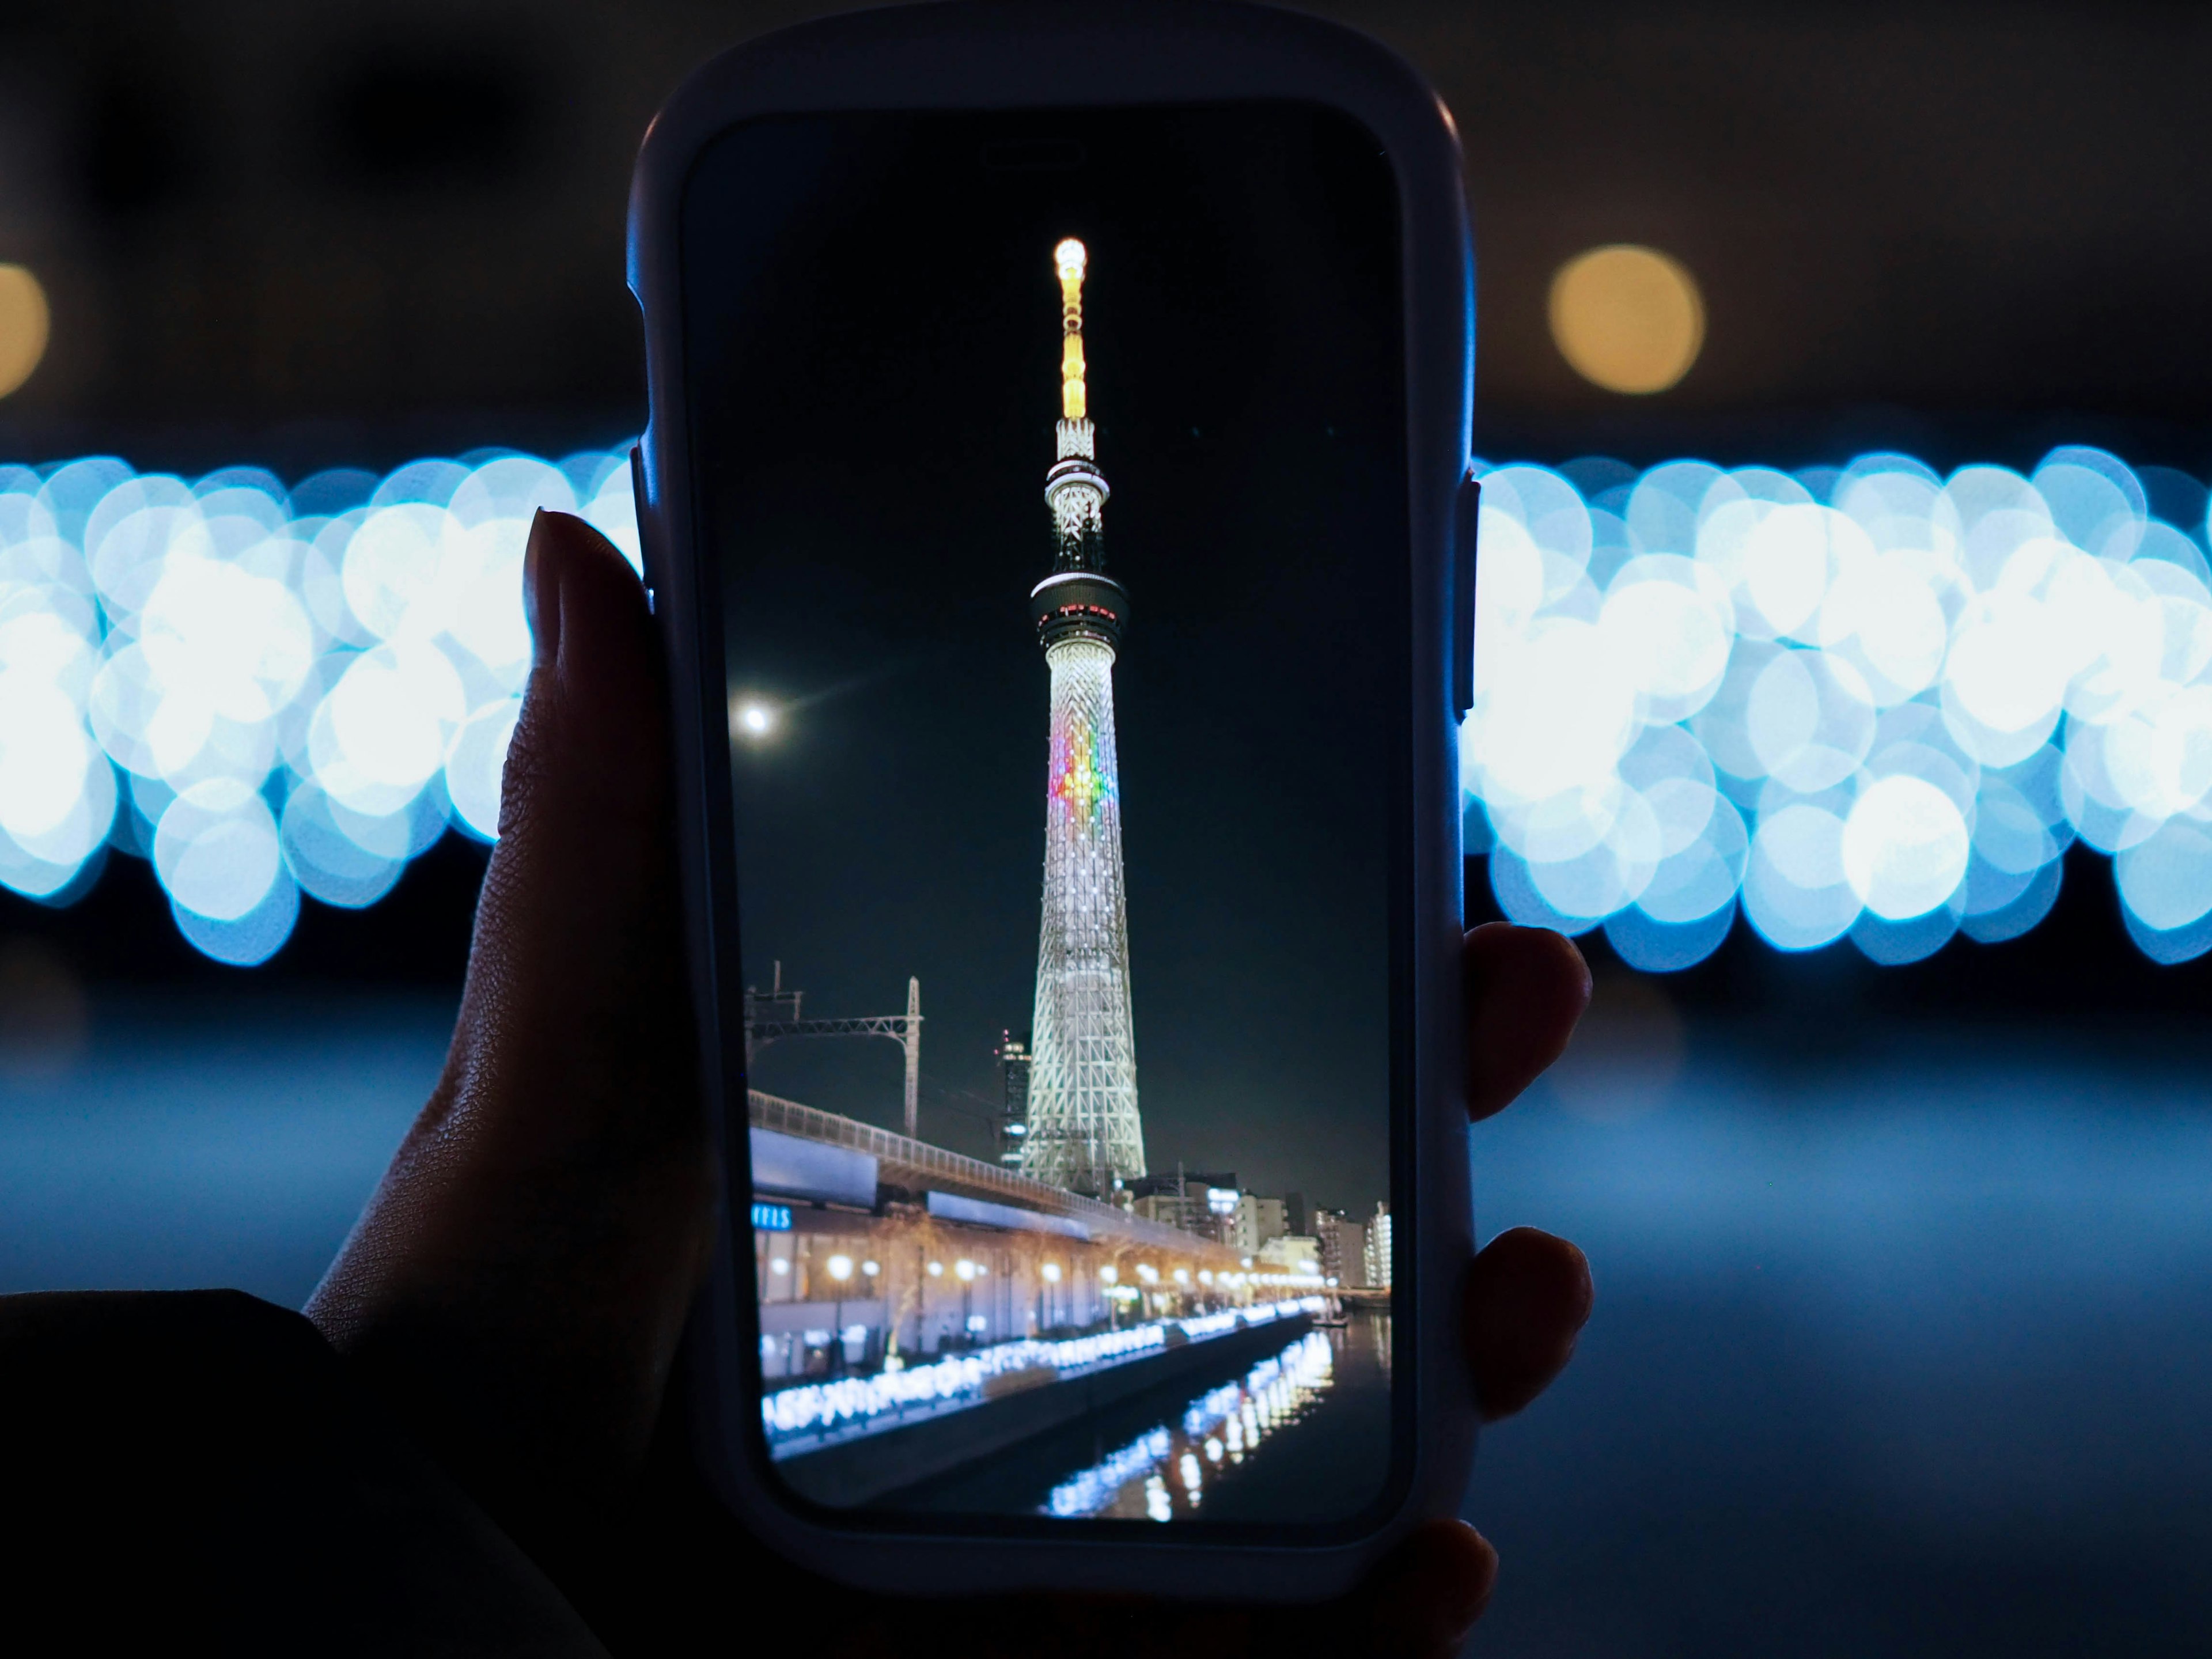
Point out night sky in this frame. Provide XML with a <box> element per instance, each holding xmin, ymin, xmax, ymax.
<box><xmin>681</xmin><ymin>107</ymin><xmax>1409</xmax><ymax>1213</ymax></box>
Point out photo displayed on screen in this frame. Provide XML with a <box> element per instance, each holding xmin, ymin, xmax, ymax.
<box><xmin>688</xmin><ymin>108</ymin><xmax>1408</xmax><ymax>1525</ymax></box>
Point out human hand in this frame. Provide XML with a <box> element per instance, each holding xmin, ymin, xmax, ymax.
<box><xmin>306</xmin><ymin>510</ymin><xmax>1593</xmax><ymax>1657</ymax></box>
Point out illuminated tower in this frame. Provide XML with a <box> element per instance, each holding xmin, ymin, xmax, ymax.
<box><xmin>1020</xmin><ymin>238</ymin><xmax>1146</xmax><ymax>1196</ymax></box>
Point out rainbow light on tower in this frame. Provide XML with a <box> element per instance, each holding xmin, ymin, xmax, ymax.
<box><xmin>1020</xmin><ymin>238</ymin><xmax>1147</xmax><ymax>1196</ymax></box>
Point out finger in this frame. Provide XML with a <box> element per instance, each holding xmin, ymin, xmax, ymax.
<box><xmin>307</xmin><ymin>510</ymin><xmax>715</xmax><ymax>1552</ymax></box>
<box><xmin>1466</xmin><ymin>1226</ymin><xmax>1592</xmax><ymax>1421</ymax></box>
<box><xmin>1464</xmin><ymin>922</ymin><xmax>1590</xmax><ymax>1122</ymax></box>
<box><xmin>1363</xmin><ymin>1518</ymin><xmax>1498</xmax><ymax>1656</ymax></box>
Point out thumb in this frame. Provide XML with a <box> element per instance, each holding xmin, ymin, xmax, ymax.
<box><xmin>308</xmin><ymin>509</ymin><xmax>714</xmax><ymax>1555</ymax></box>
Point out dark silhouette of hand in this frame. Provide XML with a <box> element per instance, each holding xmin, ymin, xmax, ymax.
<box><xmin>306</xmin><ymin>510</ymin><xmax>1594</xmax><ymax>1657</ymax></box>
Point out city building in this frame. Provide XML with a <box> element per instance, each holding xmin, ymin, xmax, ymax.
<box><xmin>1126</xmin><ymin>1169</ymin><xmax>1237</xmax><ymax>1241</ymax></box>
<box><xmin>1231</xmin><ymin>1194</ymin><xmax>1287</xmax><ymax>1259</ymax></box>
<box><xmin>1316</xmin><ymin>1209</ymin><xmax>1368</xmax><ymax>1289</ymax></box>
<box><xmin>1364</xmin><ymin>1202</ymin><xmax>1393</xmax><ymax>1291</ymax></box>
<box><xmin>1257</xmin><ymin>1235</ymin><xmax>1321</xmax><ymax>1279</ymax></box>
<box><xmin>1018</xmin><ymin>238</ymin><xmax>1146</xmax><ymax>1197</ymax></box>
<box><xmin>1131</xmin><ymin>1191</ymin><xmax>1205</xmax><ymax>1233</ymax></box>
<box><xmin>1285</xmin><ymin>1192</ymin><xmax>1310</xmax><ymax>1237</ymax></box>
<box><xmin>994</xmin><ymin>1031</ymin><xmax>1032</xmax><ymax>1168</ymax></box>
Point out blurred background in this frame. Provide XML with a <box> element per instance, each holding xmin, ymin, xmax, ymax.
<box><xmin>2</xmin><ymin>2</ymin><xmax>2209</xmax><ymax>1652</ymax></box>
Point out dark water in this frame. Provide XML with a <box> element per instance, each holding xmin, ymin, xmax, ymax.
<box><xmin>5</xmin><ymin>1001</ymin><xmax>2210</xmax><ymax>1651</ymax></box>
<box><xmin>889</xmin><ymin>1309</ymin><xmax>1396</xmax><ymax>1522</ymax></box>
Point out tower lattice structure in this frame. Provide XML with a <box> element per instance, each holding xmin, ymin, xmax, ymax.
<box><xmin>1020</xmin><ymin>238</ymin><xmax>1146</xmax><ymax>1197</ymax></box>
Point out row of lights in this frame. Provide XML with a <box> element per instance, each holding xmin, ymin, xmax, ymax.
<box><xmin>10</xmin><ymin>440</ymin><xmax>2210</xmax><ymax>970</ymax></box>
<box><xmin>1467</xmin><ymin>445</ymin><xmax>2212</xmax><ymax>967</ymax></box>
<box><xmin>762</xmin><ymin>1297</ymin><xmax>1323</xmax><ymax>1441</ymax></box>
<box><xmin>0</xmin><ymin>449</ymin><xmax>639</xmax><ymax>961</ymax></box>
<box><xmin>788</xmin><ymin>1252</ymin><xmax>1253</xmax><ymax>1289</ymax></box>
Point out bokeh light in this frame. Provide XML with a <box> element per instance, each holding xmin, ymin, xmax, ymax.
<box><xmin>0</xmin><ymin>266</ymin><xmax>50</xmax><ymax>399</ymax></box>
<box><xmin>1466</xmin><ymin>445</ymin><xmax>2212</xmax><ymax>968</ymax></box>
<box><xmin>1547</xmin><ymin>245</ymin><xmax>1705</xmax><ymax>395</ymax></box>
<box><xmin>0</xmin><ymin>447</ymin><xmax>639</xmax><ymax>963</ymax></box>
<box><xmin>6</xmin><ymin>442</ymin><xmax>2211</xmax><ymax>972</ymax></box>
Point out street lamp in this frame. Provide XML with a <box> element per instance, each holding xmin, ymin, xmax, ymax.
<box><xmin>955</xmin><ymin>1259</ymin><xmax>976</xmax><ymax>1343</ymax></box>
<box><xmin>827</xmin><ymin>1253</ymin><xmax>853</xmax><ymax>1369</ymax></box>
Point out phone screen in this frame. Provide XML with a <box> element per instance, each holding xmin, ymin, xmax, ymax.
<box><xmin>680</xmin><ymin>104</ymin><xmax>1410</xmax><ymax>1529</ymax></box>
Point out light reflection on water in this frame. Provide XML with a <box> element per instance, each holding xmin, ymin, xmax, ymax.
<box><xmin>1042</xmin><ymin>1330</ymin><xmax>1339</xmax><ymax>1519</ymax></box>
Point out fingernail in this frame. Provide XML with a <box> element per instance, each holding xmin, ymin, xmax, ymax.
<box><xmin>524</xmin><ymin>508</ymin><xmax>562</xmax><ymax>668</ymax></box>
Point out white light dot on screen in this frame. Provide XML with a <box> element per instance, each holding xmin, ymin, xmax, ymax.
<box><xmin>1547</xmin><ymin>245</ymin><xmax>1705</xmax><ymax>395</ymax></box>
<box><xmin>732</xmin><ymin>700</ymin><xmax>776</xmax><ymax>740</ymax></box>
<box><xmin>1842</xmin><ymin>774</ymin><xmax>1971</xmax><ymax>921</ymax></box>
<box><xmin>0</xmin><ymin>264</ymin><xmax>51</xmax><ymax>399</ymax></box>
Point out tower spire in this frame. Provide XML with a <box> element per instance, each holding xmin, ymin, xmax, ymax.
<box><xmin>1042</xmin><ymin>238</ymin><xmax>1108</xmax><ymax>585</ymax></box>
<box><xmin>1057</xmin><ymin>237</ymin><xmax>1088</xmax><ymax>421</ymax></box>
<box><xmin>1021</xmin><ymin>237</ymin><xmax>1146</xmax><ymax>1198</ymax></box>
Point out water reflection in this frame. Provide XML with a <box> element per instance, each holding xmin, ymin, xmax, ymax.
<box><xmin>1043</xmin><ymin>1330</ymin><xmax>1339</xmax><ymax>1519</ymax></box>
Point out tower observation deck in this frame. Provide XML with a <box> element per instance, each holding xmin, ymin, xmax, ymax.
<box><xmin>1021</xmin><ymin>238</ymin><xmax>1145</xmax><ymax>1197</ymax></box>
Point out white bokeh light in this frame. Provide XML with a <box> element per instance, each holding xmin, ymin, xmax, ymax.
<box><xmin>5</xmin><ymin>444</ymin><xmax>2209</xmax><ymax>967</ymax></box>
<box><xmin>1466</xmin><ymin>445</ymin><xmax>2212</xmax><ymax>968</ymax></box>
<box><xmin>0</xmin><ymin>447</ymin><xmax>641</xmax><ymax>962</ymax></box>
<box><xmin>1843</xmin><ymin>774</ymin><xmax>1972</xmax><ymax>921</ymax></box>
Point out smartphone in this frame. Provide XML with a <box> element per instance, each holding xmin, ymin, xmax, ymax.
<box><xmin>628</xmin><ymin>0</ymin><xmax>1476</xmax><ymax>1601</ymax></box>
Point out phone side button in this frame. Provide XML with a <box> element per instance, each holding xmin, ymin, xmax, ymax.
<box><xmin>1452</xmin><ymin>472</ymin><xmax>1479</xmax><ymax>719</ymax></box>
<box><xmin>631</xmin><ymin>444</ymin><xmax>657</xmax><ymax>613</ymax></box>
